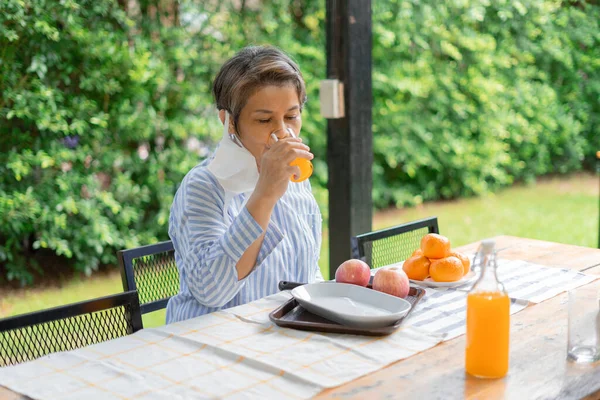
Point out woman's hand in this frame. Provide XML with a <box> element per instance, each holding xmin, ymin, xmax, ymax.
<box><xmin>253</xmin><ymin>137</ymin><xmax>313</xmax><ymax>203</ymax></box>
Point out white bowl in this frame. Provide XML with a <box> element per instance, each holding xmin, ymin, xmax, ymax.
<box><xmin>290</xmin><ymin>283</ymin><xmax>411</xmax><ymax>328</ymax></box>
<box><xmin>410</xmin><ymin>270</ymin><xmax>477</xmax><ymax>288</ymax></box>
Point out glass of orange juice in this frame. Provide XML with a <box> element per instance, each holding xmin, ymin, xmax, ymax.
<box><xmin>567</xmin><ymin>286</ymin><xmax>600</xmax><ymax>363</ymax></box>
<box><xmin>465</xmin><ymin>239</ymin><xmax>510</xmax><ymax>378</ymax></box>
<box><xmin>269</xmin><ymin>128</ymin><xmax>313</xmax><ymax>182</ymax></box>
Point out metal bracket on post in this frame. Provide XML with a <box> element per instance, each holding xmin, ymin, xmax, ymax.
<box><xmin>319</xmin><ymin>79</ymin><xmax>345</xmax><ymax>119</ymax></box>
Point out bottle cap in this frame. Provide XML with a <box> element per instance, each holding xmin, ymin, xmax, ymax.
<box><xmin>481</xmin><ymin>239</ymin><xmax>496</xmax><ymax>252</ymax></box>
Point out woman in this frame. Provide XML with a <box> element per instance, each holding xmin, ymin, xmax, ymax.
<box><xmin>166</xmin><ymin>46</ymin><xmax>323</xmax><ymax>323</ymax></box>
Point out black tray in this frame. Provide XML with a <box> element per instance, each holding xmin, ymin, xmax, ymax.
<box><xmin>269</xmin><ymin>284</ymin><xmax>425</xmax><ymax>336</ymax></box>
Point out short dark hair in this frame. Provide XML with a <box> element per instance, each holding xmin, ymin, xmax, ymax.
<box><xmin>212</xmin><ymin>46</ymin><xmax>307</xmax><ymax>132</ymax></box>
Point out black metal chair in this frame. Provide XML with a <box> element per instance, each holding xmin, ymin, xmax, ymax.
<box><xmin>117</xmin><ymin>241</ymin><xmax>179</xmax><ymax>315</ymax></box>
<box><xmin>0</xmin><ymin>291</ymin><xmax>142</xmax><ymax>367</ymax></box>
<box><xmin>351</xmin><ymin>217</ymin><xmax>440</xmax><ymax>268</ymax></box>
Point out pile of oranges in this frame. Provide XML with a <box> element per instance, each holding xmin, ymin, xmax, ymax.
<box><xmin>403</xmin><ymin>233</ymin><xmax>471</xmax><ymax>282</ymax></box>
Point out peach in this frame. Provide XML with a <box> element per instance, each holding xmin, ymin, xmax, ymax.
<box><xmin>372</xmin><ymin>267</ymin><xmax>410</xmax><ymax>298</ymax></box>
<box><xmin>335</xmin><ymin>259</ymin><xmax>371</xmax><ymax>287</ymax></box>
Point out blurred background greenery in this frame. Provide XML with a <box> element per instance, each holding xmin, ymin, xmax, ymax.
<box><xmin>0</xmin><ymin>0</ymin><xmax>599</xmax><ymax>296</ymax></box>
<box><xmin>2</xmin><ymin>173</ymin><xmax>596</xmax><ymax>327</ymax></box>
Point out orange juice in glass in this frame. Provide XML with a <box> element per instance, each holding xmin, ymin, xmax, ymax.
<box><xmin>270</xmin><ymin>128</ymin><xmax>313</xmax><ymax>182</ymax></box>
<box><xmin>465</xmin><ymin>239</ymin><xmax>510</xmax><ymax>378</ymax></box>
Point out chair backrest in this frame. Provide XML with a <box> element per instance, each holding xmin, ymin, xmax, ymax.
<box><xmin>117</xmin><ymin>241</ymin><xmax>179</xmax><ymax>315</ymax></box>
<box><xmin>0</xmin><ymin>291</ymin><xmax>142</xmax><ymax>367</ymax></box>
<box><xmin>351</xmin><ymin>217</ymin><xmax>439</xmax><ymax>269</ymax></box>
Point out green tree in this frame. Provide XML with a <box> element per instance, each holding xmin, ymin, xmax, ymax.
<box><xmin>1</xmin><ymin>0</ymin><xmax>598</xmax><ymax>285</ymax></box>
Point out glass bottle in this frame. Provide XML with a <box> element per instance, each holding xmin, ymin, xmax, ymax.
<box><xmin>465</xmin><ymin>239</ymin><xmax>510</xmax><ymax>378</ymax></box>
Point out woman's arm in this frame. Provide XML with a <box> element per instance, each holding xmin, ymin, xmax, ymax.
<box><xmin>172</xmin><ymin>170</ymin><xmax>283</xmax><ymax>308</ymax></box>
<box><xmin>234</xmin><ymin>135</ymin><xmax>313</xmax><ymax>279</ymax></box>
<box><xmin>174</xmin><ymin>136</ymin><xmax>312</xmax><ymax>307</ymax></box>
<box><xmin>234</xmin><ymin>192</ymin><xmax>277</xmax><ymax>279</ymax></box>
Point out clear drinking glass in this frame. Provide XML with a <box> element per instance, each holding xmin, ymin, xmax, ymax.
<box><xmin>567</xmin><ymin>286</ymin><xmax>600</xmax><ymax>363</ymax></box>
<box><xmin>269</xmin><ymin>127</ymin><xmax>313</xmax><ymax>182</ymax></box>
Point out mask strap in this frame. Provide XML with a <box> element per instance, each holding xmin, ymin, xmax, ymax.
<box><xmin>222</xmin><ymin>112</ymin><xmax>230</xmax><ymax>139</ymax></box>
<box><xmin>223</xmin><ymin>112</ymin><xmax>243</xmax><ymax>148</ymax></box>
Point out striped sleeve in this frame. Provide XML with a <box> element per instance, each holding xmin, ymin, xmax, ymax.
<box><xmin>256</xmin><ymin>222</ymin><xmax>284</xmax><ymax>266</ymax></box>
<box><xmin>176</xmin><ymin>170</ymin><xmax>267</xmax><ymax>308</ymax></box>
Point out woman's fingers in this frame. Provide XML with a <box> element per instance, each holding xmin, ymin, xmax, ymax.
<box><xmin>280</xmin><ymin>147</ymin><xmax>312</xmax><ymax>163</ymax></box>
<box><xmin>265</xmin><ymin>138</ymin><xmax>307</xmax><ymax>153</ymax></box>
<box><xmin>259</xmin><ymin>136</ymin><xmax>312</xmax><ymax>185</ymax></box>
<box><xmin>264</xmin><ymin>139</ymin><xmax>312</xmax><ymax>163</ymax></box>
<box><xmin>272</xmin><ymin>139</ymin><xmax>310</xmax><ymax>155</ymax></box>
<box><xmin>295</xmin><ymin>149</ymin><xmax>314</xmax><ymax>160</ymax></box>
<box><xmin>280</xmin><ymin>141</ymin><xmax>309</xmax><ymax>152</ymax></box>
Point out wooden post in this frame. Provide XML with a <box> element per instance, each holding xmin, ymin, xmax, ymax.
<box><xmin>326</xmin><ymin>0</ymin><xmax>373</xmax><ymax>277</ymax></box>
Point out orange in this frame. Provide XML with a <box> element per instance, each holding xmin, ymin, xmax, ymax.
<box><xmin>430</xmin><ymin>256</ymin><xmax>464</xmax><ymax>282</ymax></box>
<box><xmin>450</xmin><ymin>251</ymin><xmax>471</xmax><ymax>276</ymax></box>
<box><xmin>402</xmin><ymin>255</ymin><xmax>430</xmax><ymax>281</ymax></box>
<box><xmin>412</xmin><ymin>248</ymin><xmax>423</xmax><ymax>257</ymax></box>
<box><xmin>421</xmin><ymin>233</ymin><xmax>451</xmax><ymax>259</ymax></box>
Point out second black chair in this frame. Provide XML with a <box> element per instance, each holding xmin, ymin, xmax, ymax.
<box><xmin>117</xmin><ymin>240</ymin><xmax>179</xmax><ymax>315</ymax></box>
<box><xmin>351</xmin><ymin>217</ymin><xmax>439</xmax><ymax>268</ymax></box>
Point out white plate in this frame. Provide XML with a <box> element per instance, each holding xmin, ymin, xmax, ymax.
<box><xmin>290</xmin><ymin>283</ymin><xmax>411</xmax><ymax>328</ymax></box>
<box><xmin>409</xmin><ymin>271</ymin><xmax>477</xmax><ymax>288</ymax></box>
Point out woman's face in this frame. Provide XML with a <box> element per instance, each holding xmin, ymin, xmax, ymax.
<box><xmin>228</xmin><ymin>84</ymin><xmax>303</xmax><ymax>161</ymax></box>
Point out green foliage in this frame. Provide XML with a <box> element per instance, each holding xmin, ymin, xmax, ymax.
<box><xmin>0</xmin><ymin>0</ymin><xmax>327</xmax><ymax>285</ymax></box>
<box><xmin>372</xmin><ymin>0</ymin><xmax>600</xmax><ymax>207</ymax></box>
<box><xmin>0</xmin><ymin>0</ymin><xmax>598</xmax><ymax>285</ymax></box>
<box><xmin>0</xmin><ymin>0</ymin><xmax>203</xmax><ymax>284</ymax></box>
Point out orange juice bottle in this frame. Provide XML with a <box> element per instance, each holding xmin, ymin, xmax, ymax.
<box><xmin>465</xmin><ymin>239</ymin><xmax>510</xmax><ymax>378</ymax></box>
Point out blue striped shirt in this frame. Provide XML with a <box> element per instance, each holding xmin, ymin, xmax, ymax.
<box><xmin>166</xmin><ymin>162</ymin><xmax>323</xmax><ymax>323</ymax></box>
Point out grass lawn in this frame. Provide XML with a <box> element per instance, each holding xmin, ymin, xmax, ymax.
<box><xmin>1</xmin><ymin>173</ymin><xmax>597</xmax><ymax>329</ymax></box>
<box><xmin>318</xmin><ymin>172</ymin><xmax>598</xmax><ymax>278</ymax></box>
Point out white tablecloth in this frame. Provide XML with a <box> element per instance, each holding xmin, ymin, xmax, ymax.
<box><xmin>0</xmin><ymin>259</ymin><xmax>595</xmax><ymax>399</ymax></box>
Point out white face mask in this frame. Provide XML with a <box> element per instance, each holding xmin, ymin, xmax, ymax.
<box><xmin>206</xmin><ymin>113</ymin><xmax>260</xmax><ymax>215</ymax></box>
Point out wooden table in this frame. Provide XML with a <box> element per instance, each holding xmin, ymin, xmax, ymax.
<box><xmin>315</xmin><ymin>236</ymin><xmax>600</xmax><ymax>400</ymax></box>
<box><xmin>1</xmin><ymin>236</ymin><xmax>600</xmax><ymax>400</ymax></box>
